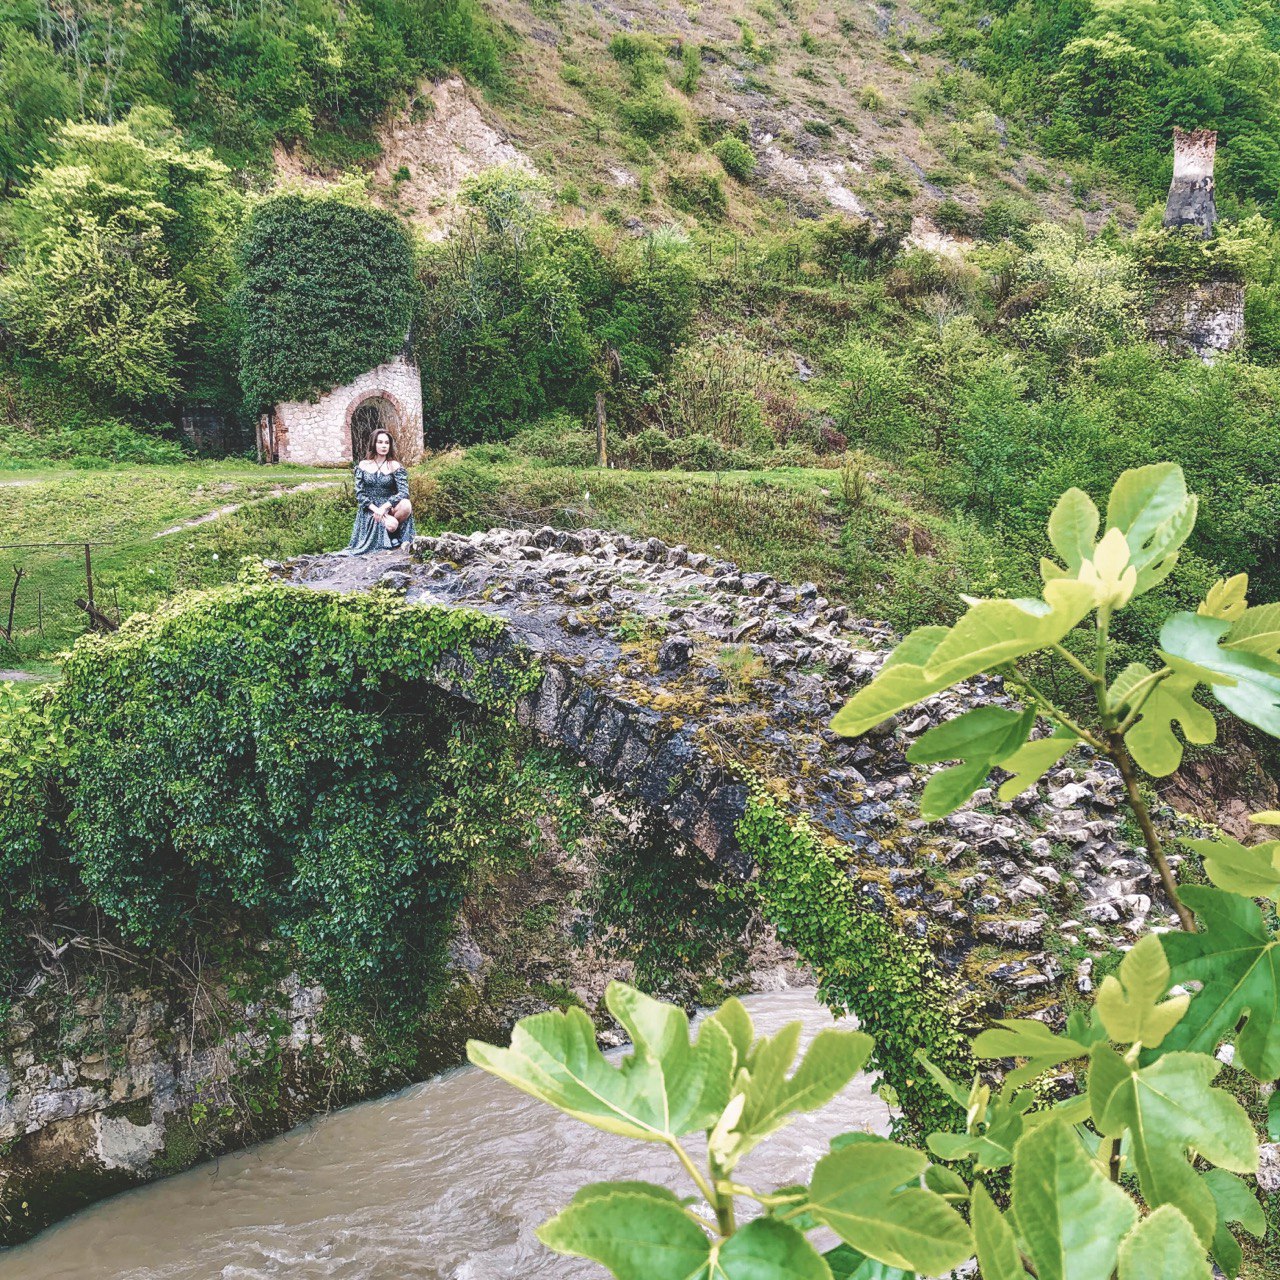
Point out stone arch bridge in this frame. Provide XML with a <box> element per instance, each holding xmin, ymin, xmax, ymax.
<box><xmin>288</xmin><ymin>526</ymin><xmax>1162</xmax><ymax>1000</ymax></box>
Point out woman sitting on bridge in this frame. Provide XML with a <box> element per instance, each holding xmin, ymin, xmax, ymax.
<box><xmin>343</xmin><ymin>429</ymin><xmax>416</xmax><ymax>554</ymax></box>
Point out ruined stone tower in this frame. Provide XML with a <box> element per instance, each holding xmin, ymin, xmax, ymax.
<box><xmin>1148</xmin><ymin>127</ymin><xmax>1244</xmax><ymax>362</ymax></box>
<box><xmin>1163</xmin><ymin>127</ymin><xmax>1218</xmax><ymax>238</ymax></box>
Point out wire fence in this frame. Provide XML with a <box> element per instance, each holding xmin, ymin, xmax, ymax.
<box><xmin>0</xmin><ymin>542</ymin><xmax>120</xmax><ymax>662</ymax></box>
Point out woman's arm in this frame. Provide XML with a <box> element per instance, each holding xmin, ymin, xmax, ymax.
<box><xmin>354</xmin><ymin>465</ymin><xmax>376</xmax><ymax>513</ymax></box>
<box><xmin>395</xmin><ymin>465</ymin><xmax>410</xmax><ymax>504</ymax></box>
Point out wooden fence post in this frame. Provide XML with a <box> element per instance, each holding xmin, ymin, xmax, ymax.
<box><xmin>595</xmin><ymin>391</ymin><xmax>608</xmax><ymax>469</ymax></box>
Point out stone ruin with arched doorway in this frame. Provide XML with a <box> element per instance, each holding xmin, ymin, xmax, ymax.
<box><xmin>259</xmin><ymin>351</ymin><xmax>424</xmax><ymax>466</ymax></box>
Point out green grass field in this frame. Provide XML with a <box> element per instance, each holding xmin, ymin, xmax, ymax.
<box><xmin>0</xmin><ymin>463</ymin><xmax>351</xmax><ymax>678</ymax></box>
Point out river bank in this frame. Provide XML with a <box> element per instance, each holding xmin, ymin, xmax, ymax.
<box><xmin>0</xmin><ymin>987</ymin><xmax>874</xmax><ymax>1279</ymax></box>
<box><xmin>0</xmin><ymin>776</ymin><xmax>793</xmax><ymax>1246</ymax></box>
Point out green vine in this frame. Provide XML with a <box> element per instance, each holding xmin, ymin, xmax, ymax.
<box><xmin>737</xmin><ymin>785</ymin><xmax>968</xmax><ymax>1136</ymax></box>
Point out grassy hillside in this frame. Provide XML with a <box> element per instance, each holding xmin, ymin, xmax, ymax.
<box><xmin>0</xmin><ymin>465</ymin><xmax>348</xmax><ymax>677</ymax></box>
<box><xmin>305</xmin><ymin>0</ymin><xmax>1134</xmax><ymax>236</ymax></box>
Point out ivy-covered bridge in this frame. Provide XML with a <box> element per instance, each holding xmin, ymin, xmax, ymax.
<box><xmin>289</xmin><ymin>526</ymin><xmax>1166</xmax><ymax>993</ymax></box>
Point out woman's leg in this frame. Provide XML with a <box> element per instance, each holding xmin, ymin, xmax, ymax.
<box><xmin>392</xmin><ymin>499</ymin><xmax>413</xmax><ymax>522</ymax></box>
<box><xmin>384</xmin><ymin>515</ymin><xmax>400</xmax><ymax>535</ymax></box>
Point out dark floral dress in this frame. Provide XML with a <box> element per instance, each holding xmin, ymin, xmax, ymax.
<box><xmin>342</xmin><ymin>464</ymin><xmax>415</xmax><ymax>555</ymax></box>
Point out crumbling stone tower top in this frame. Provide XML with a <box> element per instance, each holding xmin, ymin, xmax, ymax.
<box><xmin>1163</xmin><ymin>127</ymin><xmax>1218</xmax><ymax>238</ymax></box>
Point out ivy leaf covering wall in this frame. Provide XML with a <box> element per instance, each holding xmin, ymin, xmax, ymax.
<box><xmin>235</xmin><ymin>193</ymin><xmax>417</xmax><ymax>412</ymax></box>
<box><xmin>0</xmin><ymin>577</ymin><xmax>586</xmax><ymax>1021</ymax></box>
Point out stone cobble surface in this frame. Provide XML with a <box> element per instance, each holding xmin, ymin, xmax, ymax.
<box><xmin>289</xmin><ymin>525</ymin><xmax>1191</xmax><ymax>1003</ymax></box>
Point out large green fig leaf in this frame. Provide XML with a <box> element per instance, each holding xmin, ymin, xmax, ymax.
<box><xmin>709</xmin><ymin>1020</ymin><xmax>874</xmax><ymax>1173</ymax></box>
<box><xmin>1111</xmin><ymin>662</ymin><xmax>1215</xmax><ymax>776</ymax></box>
<box><xmin>1104</xmin><ymin>462</ymin><xmax>1198</xmax><ymax>595</ymax></box>
<box><xmin>807</xmin><ymin>1134</ymin><xmax>973</xmax><ymax>1274</ymax></box>
<box><xmin>906</xmin><ymin>707</ymin><xmax>1034</xmax><ymax>820</ymax></box>
<box><xmin>1045</xmin><ymin>486</ymin><xmax>1100</xmax><ymax>577</ymax></box>
<box><xmin>926</xmin><ymin>1080</ymin><xmax>1033</xmax><ymax>1172</ymax></box>
<box><xmin>1225</xmin><ymin>601</ymin><xmax>1280</xmax><ymax>661</ymax></box>
<box><xmin>1010</xmin><ymin>1119</ymin><xmax>1137</xmax><ymax>1280</ymax></box>
<box><xmin>1203</xmin><ymin>1169</ymin><xmax>1266</xmax><ymax>1279</ymax></box>
<box><xmin>539</xmin><ymin>1186</ymin><xmax>834</xmax><ymax>1279</ymax></box>
<box><xmin>995</xmin><ymin>727</ymin><xmax>1079</xmax><ymax>802</ymax></box>
<box><xmin>972</xmin><ymin>1183</ymin><xmax>1030</xmax><ymax>1280</ymax></box>
<box><xmin>1198</xmin><ymin>574</ymin><xmax>1249</xmax><ymax>622</ymax></box>
<box><xmin>537</xmin><ymin>1184</ymin><xmax>710</xmax><ymax>1280</ymax></box>
<box><xmin>467</xmin><ymin>982</ymin><xmax>733</xmax><ymax>1141</ymax></box>
<box><xmin>1089</xmin><ymin>1045</ymin><xmax>1257</xmax><ymax>1246</ymax></box>
<box><xmin>971</xmin><ymin>1018</ymin><xmax>1091</xmax><ymax>1089</ymax></box>
<box><xmin>922</xmin><ymin>579</ymin><xmax>1097</xmax><ymax>686</ymax></box>
<box><xmin>707</xmin><ymin>996</ymin><xmax>755</xmax><ymax>1071</ymax></box>
<box><xmin>1159</xmin><ymin>612</ymin><xmax>1280</xmax><ymax>738</ymax></box>
<box><xmin>1094</xmin><ymin>934</ymin><xmax>1189</xmax><ymax>1049</ymax></box>
<box><xmin>832</xmin><ymin>579</ymin><xmax>1096</xmax><ymax>740</ymax></box>
<box><xmin>713</xmin><ymin>1217</ymin><xmax>837</xmax><ymax>1279</ymax></box>
<box><xmin>1159</xmin><ymin>886</ymin><xmax>1280</xmax><ymax>1080</ymax></box>
<box><xmin>1116</xmin><ymin>1205</ymin><xmax>1210</xmax><ymax>1280</ymax></box>
<box><xmin>1183</xmin><ymin>832</ymin><xmax>1280</xmax><ymax>901</ymax></box>
<box><xmin>830</xmin><ymin>627</ymin><xmax>952</xmax><ymax>738</ymax></box>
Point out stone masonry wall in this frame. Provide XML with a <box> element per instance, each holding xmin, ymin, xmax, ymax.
<box><xmin>270</xmin><ymin>354</ymin><xmax>424</xmax><ymax>466</ymax></box>
<box><xmin>1148</xmin><ymin>279</ymin><xmax>1246</xmax><ymax>363</ymax></box>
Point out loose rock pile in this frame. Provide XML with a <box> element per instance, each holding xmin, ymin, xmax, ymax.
<box><xmin>291</xmin><ymin>526</ymin><xmax>1189</xmax><ymax>1016</ymax></box>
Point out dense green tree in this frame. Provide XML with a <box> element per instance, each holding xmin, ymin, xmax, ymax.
<box><xmin>415</xmin><ymin>170</ymin><xmax>696</xmax><ymax>443</ymax></box>
<box><xmin>0</xmin><ymin>26</ymin><xmax>75</xmax><ymax>196</ymax></box>
<box><xmin>0</xmin><ymin>113</ymin><xmax>240</xmax><ymax>404</ymax></box>
<box><xmin>944</xmin><ymin>0</ymin><xmax>1280</xmax><ymax>210</ymax></box>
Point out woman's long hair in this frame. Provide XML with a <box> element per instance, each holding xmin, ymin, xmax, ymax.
<box><xmin>364</xmin><ymin>428</ymin><xmax>399</xmax><ymax>462</ymax></box>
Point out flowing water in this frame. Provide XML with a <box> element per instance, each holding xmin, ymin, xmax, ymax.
<box><xmin>1</xmin><ymin>988</ymin><xmax>890</xmax><ymax>1280</ymax></box>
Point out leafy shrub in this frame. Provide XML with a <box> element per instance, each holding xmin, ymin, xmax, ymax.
<box><xmin>509</xmin><ymin>414</ymin><xmax>598</xmax><ymax>467</ymax></box>
<box><xmin>608</xmin><ymin>31</ymin><xmax>669</xmax><ymax>87</ymax></box>
<box><xmin>620</xmin><ymin>425</ymin><xmax>680</xmax><ymax>470</ymax></box>
<box><xmin>712</xmin><ymin>135</ymin><xmax>756</xmax><ymax>182</ymax></box>
<box><xmin>831</xmin><ymin>335</ymin><xmax>914</xmax><ymax>448</ymax></box>
<box><xmin>415</xmin><ymin>172</ymin><xmax>696</xmax><ymax>442</ymax></box>
<box><xmin>620</xmin><ymin>84</ymin><xmax>688</xmax><ymax>141</ymax></box>
<box><xmin>235</xmin><ymin>191</ymin><xmax>415</xmax><ymax>412</ymax></box>
<box><xmin>977</xmin><ymin>193</ymin><xmax>1037</xmax><ymax>242</ymax></box>
<box><xmin>0</xmin><ymin>411</ymin><xmax>188</xmax><ymax>468</ymax></box>
<box><xmin>678</xmin><ymin>43</ymin><xmax>702</xmax><ymax>94</ymax></box>
<box><xmin>1</xmin><ymin>115</ymin><xmax>240</xmax><ymax>407</ymax></box>
<box><xmin>667</xmin><ymin>165</ymin><xmax>727</xmax><ymax>217</ymax></box>
<box><xmin>932</xmin><ymin>197</ymin><xmax>972</xmax><ymax>235</ymax></box>
<box><xmin>0</xmin><ymin>580</ymin><xmax>587</xmax><ymax>1018</ymax></box>
<box><xmin>1004</xmin><ymin>223</ymin><xmax>1142</xmax><ymax>362</ymax></box>
<box><xmin>654</xmin><ymin>339</ymin><xmax>772</xmax><ymax>452</ymax></box>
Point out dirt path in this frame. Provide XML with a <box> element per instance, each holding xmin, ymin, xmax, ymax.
<box><xmin>153</xmin><ymin>482</ymin><xmax>341</xmax><ymax>538</ymax></box>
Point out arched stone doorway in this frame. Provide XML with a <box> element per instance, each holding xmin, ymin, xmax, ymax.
<box><xmin>267</xmin><ymin>354</ymin><xmax>424</xmax><ymax>466</ymax></box>
<box><xmin>348</xmin><ymin>393</ymin><xmax>406</xmax><ymax>463</ymax></box>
